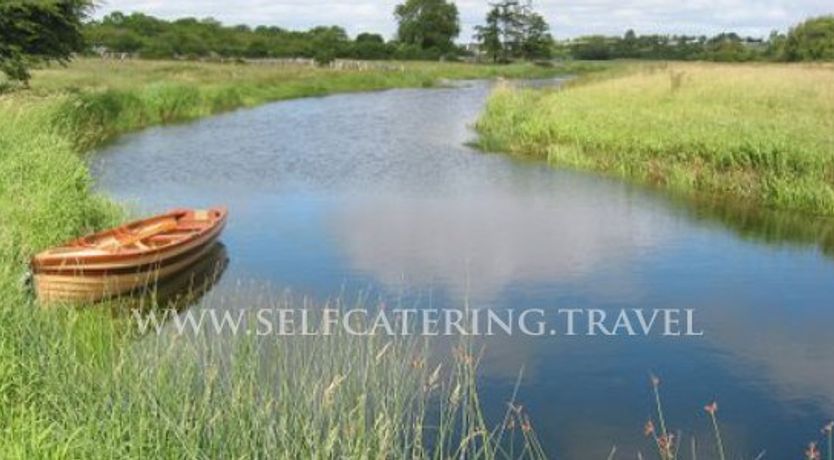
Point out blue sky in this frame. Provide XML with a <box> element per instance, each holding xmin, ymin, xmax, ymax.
<box><xmin>93</xmin><ymin>1</ymin><xmax>833</xmax><ymax>40</ymax></box>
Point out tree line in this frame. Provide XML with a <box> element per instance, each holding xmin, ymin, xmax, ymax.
<box><xmin>86</xmin><ymin>12</ymin><xmax>413</xmax><ymax>63</ymax></box>
<box><xmin>80</xmin><ymin>4</ymin><xmax>834</xmax><ymax>64</ymax></box>
<box><xmin>567</xmin><ymin>16</ymin><xmax>834</xmax><ymax>62</ymax></box>
<box><xmin>1</xmin><ymin>0</ymin><xmax>833</xmax><ymax>86</ymax></box>
<box><xmin>83</xmin><ymin>0</ymin><xmax>467</xmax><ymax>63</ymax></box>
<box><xmin>83</xmin><ymin>0</ymin><xmax>553</xmax><ymax>63</ymax></box>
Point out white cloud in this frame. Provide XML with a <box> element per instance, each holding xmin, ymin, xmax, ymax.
<box><xmin>93</xmin><ymin>0</ymin><xmax>833</xmax><ymax>40</ymax></box>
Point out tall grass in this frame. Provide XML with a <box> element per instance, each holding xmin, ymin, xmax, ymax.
<box><xmin>0</xmin><ymin>58</ymin><xmax>582</xmax><ymax>458</ymax></box>
<box><xmin>0</xmin><ymin>291</ymin><xmax>549</xmax><ymax>457</ymax></box>
<box><xmin>476</xmin><ymin>62</ymin><xmax>834</xmax><ymax>216</ymax></box>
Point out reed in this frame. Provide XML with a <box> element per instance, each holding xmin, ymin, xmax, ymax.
<box><xmin>0</xmin><ymin>292</ymin><xmax>547</xmax><ymax>458</ymax></box>
<box><xmin>476</xmin><ymin>62</ymin><xmax>834</xmax><ymax>216</ymax></box>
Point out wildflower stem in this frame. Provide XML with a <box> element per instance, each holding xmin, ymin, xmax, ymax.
<box><xmin>653</xmin><ymin>382</ymin><xmax>669</xmax><ymax>440</ymax></box>
<box><xmin>709</xmin><ymin>412</ymin><xmax>726</xmax><ymax>460</ymax></box>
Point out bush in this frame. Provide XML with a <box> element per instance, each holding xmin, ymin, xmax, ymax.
<box><xmin>313</xmin><ymin>49</ymin><xmax>335</xmax><ymax>66</ymax></box>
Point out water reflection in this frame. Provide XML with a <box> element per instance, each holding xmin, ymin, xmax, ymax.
<box><xmin>117</xmin><ymin>242</ymin><xmax>230</xmax><ymax>318</ymax></box>
<box><xmin>664</xmin><ymin>196</ymin><xmax>834</xmax><ymax>411</ymax></box>
<box><xmin>673</xmin><ymin>193</ymin><xmax>834</xmax><ymax>257</ymax></box>
<box><xmin>331</xmin><ymin>185</ymin><xmax>673</xmax><ymax>302</ymax></box>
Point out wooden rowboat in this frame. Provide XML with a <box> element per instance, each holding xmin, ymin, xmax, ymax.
<box><xmin>31</xmin><ymin>207</ymin><xmax>228</xmax><ymax>305</ymax></box>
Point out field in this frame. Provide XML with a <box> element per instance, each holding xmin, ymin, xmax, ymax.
<box><xmin>0</xmin><ymin>58</ymin><xmax>586</xmax><ymax>458</ymax></box>
<box><xmin>476</xmin><ymin>62</ymin><xmax>834</xmax><ymax>215</ymax></box>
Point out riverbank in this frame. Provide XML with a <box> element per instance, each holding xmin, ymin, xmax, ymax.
<box><xmin>476</xmin><ymin>62</ymin><xmax>834</xmax><ymax>216</ymax></box>
<box><xmin>1</xmin><ymin>58</ymin><xmax>602</xmax><ymax>279</ymax></box>
<box><xmin>0</xmin><ymin>58</ymin><xmax>589</xmax><ymax>457</ymax></box>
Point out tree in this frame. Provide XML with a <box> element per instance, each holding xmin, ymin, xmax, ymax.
<box><xmin>309</xmin><ymin>26</ymin><xmax>348</xmax><ymax>65</ymax></box>
<box><xmin>353</xmin><ymin>33</ymin><xmax>392</xmax><ymax>60</ymax></box>
<box><xmin>521</xmin><ymin>12</ymin><xmax>553</xmax><ymax>59</ymax></box>
<box><xmin>497</xmin><ymin>1</ymin><xmax>525</xmax><ymax>58</ymax></box>
<box><xmin>618</xmin><ymin>29</ymin><xmax>638</xmax><ymax>56</ymax></box>
<box><xmin>394</xmin><ymin>0</ymin><xmax>460</xmax><ymax>54</ymax></box>
<box><xmin>0</xmin><ymin>0</ymin><xmax>93</xmax><ymax>84</ymax></box>
<box><xmin>783</xmin><ymin>15</ymin><xmax>834</xmax><ymax>61</ymax></box>
<box><xmin>473</xmin><ymin>1</ymin><xmax>553</xmax><ymax>62</ymax></box>
<box><xmin>700</xmin><ymin>32</ymin><xmax>755</xmax><ymax>62</ymax></box>
<box><xmin>356</xmin><ymin>33</ymin><xmax>385</xmax><ymax>45</ymax></box>
<box><xmin>569</xmin><ymin>35</ymin><xmax>612</xmax><ymax>60</ymax></box>
<box><xmin>474</xmin><ymin>6</ymin><xmax>503</xmax><ymax>62</ymax></box>
<box><xmin>764</xmin><ymin>30</ymin><xmax>787</xmax><ymax>60</ymax></box>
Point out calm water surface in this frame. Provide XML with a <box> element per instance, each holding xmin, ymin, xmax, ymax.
<box><xmin>91</xmin><ymin>81</ymin><xmax>834</xmax><ymax>458</ymax></box>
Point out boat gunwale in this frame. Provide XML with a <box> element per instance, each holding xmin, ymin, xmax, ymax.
<box><xmin>34</xmin><ymin>218</ymin><xmax>227</xmax><ymax>274</ymax></box>
<box><xmin>30</xmin><ymin>207</ymin><xmax>227</xmax><ymax>271</ymax></box>
<box><xmin>32</xmin><ymin>228</ymin><xmax>225</xmax><ymax>277</ymax></box>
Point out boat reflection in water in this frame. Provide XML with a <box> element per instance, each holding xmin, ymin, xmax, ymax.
<box><xmin>115</xmin><ymin>242</ymin><xmax>229</xmax><ymax>320</ymax></box>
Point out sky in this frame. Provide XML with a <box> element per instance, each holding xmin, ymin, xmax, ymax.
<box><xmin>92</xmin><ymin>1</ymin><xmax>833</xmax><ymax>40</ymax></box>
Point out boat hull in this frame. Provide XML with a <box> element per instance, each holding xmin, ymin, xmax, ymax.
<box><xmin>31</xmin><ymin>207</ymin><xmax>227</xmax><ymax>305</ymax></box>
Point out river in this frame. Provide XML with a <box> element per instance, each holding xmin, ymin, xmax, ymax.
<box><xmin>91</xmin><ymin>80</ymin><xmax>834</xmax><ymax>458</ymax></box>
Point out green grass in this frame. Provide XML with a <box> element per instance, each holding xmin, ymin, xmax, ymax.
<box><xmin>0</xmin><ymin>58</ymin><xmax>585</xmax><ymax>458</ymax></box>
<box><xmin>476</xmin><ymin>62</ymin><xmax>834</xmax><ymax>216</ymax></box>
<box><xmin>0</xmin><ymin>297</ymin><xmax>548</xmax><ymax>458</ymax></box>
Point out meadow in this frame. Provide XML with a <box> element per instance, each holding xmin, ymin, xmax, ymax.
<box><xmin>476</xmin><ymin>62</ymin><xmax>834</xmax><ymax>216</ymax></box>
<box><xmin>0</xmin><ymin>58</ymin><xmax>587</xmax><ymax>458</ymax></box>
